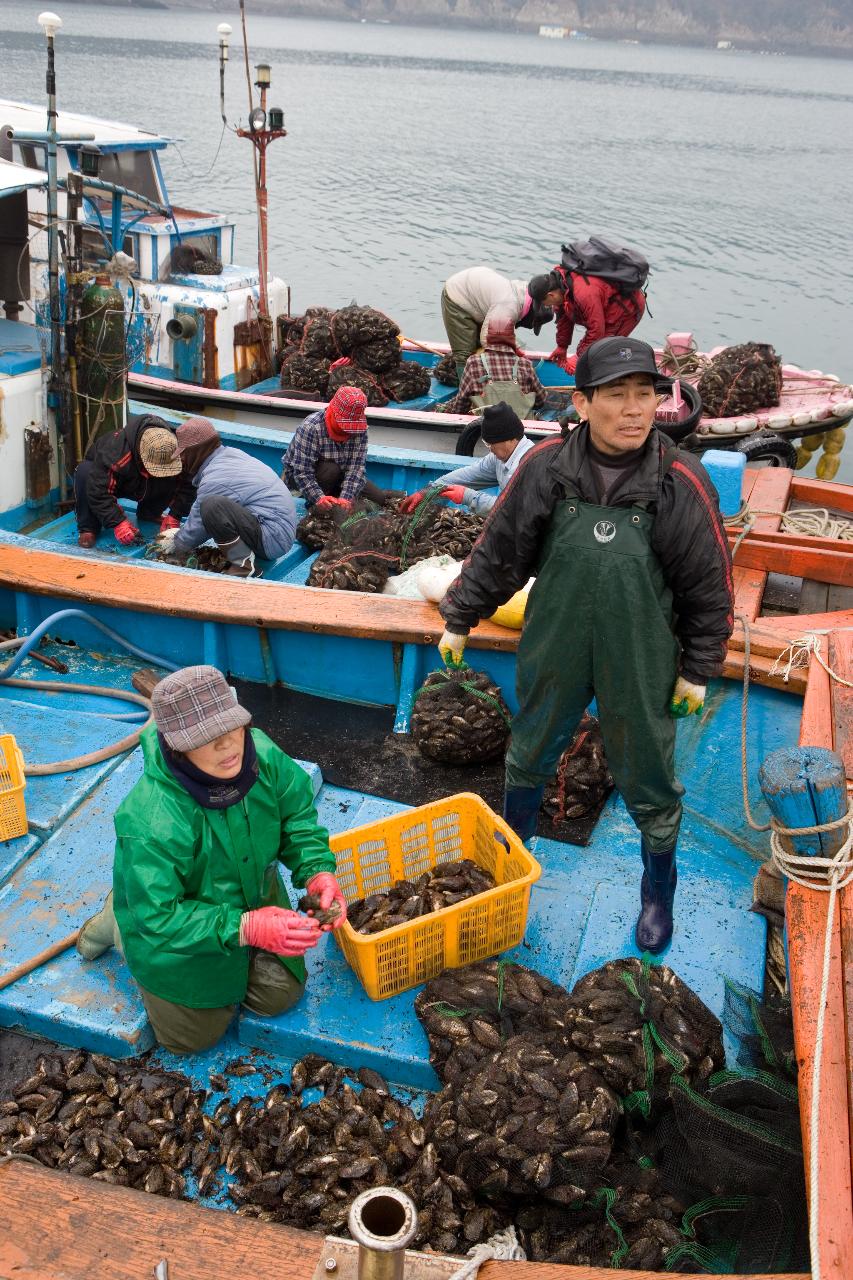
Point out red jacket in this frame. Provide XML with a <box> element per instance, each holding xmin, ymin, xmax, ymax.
<box><xmin>554</xmin><ymin>269</ymin><xmax>645</xmax><ymax>355</ymax></box>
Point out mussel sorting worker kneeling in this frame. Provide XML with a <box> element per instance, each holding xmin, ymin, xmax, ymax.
<box><xmin>76</xmin><ymin>666</ymin><xmax>347</xmax><ymax>1054</ymax></box>
<box><xmin>437</xmin><ymin>337</ymin><xmax>734</xmax><ymax>954</ymax></box>
<box><xmin>282</xmin><ymin>385</ymin><xmax>394</xmax><ymax>511</ymax></box>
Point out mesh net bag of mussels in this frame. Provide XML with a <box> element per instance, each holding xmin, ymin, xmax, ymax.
<box><xmin>305</xmin><ymin>501</ymin><xmax>403</xmax><ymax>593</ymax></box>
<box><xmin>410</xmin><ymin>667</ymin><xmax>511</xmax><ymax>764</ymax></box>
<box><xmin>697</xmin><ymin>341</ymin><xmax>783</xmax><ymax>417</ymax></box>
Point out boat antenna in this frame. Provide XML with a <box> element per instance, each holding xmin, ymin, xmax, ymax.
<box><xmin>218</xmin><ymin>2</ymin><xmax>286</xmax><ymax>361</ymax></box>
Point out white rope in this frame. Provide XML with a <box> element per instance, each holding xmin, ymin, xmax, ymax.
<box><xmin>769</xmin><ymin>810</ymin><xmax>853</xmax><ymax>1280</ymax></box>
<box><xmin>769</xmin><ymin>632</ymin><xmax>853</xmax><ymax>690</ymax></box>
<box><xmin>724</xmin><ymin>503</ymin><xmax>853</xmax><ymax>544</ymax></box>
<box><xmin>447</xmin><ymin>1226</ymin><xmax>526</xmax><ymax>1280</ymax></box>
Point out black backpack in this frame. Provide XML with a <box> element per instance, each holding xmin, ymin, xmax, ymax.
<box><xmin>561</xmin><ymin>235</ymin><xmax>650</xmax><ymax>295</ymax></box>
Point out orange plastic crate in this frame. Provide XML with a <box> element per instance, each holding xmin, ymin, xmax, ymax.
<box><xmin>331</xmin><ymin>792</ymin><xmax>541</xmax><ymax>1001</ymax></box>
<box><xmin>0</xmin><ymin>734</ymin><xmax>27</xmax><ymax>841</ymax></box>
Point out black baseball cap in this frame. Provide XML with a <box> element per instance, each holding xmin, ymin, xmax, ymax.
<box><xmin>574</xmin><ymin>336</ymin><xmax>672</xmax><ymax>391</ymax></box>
<box><xmin>528</xmin><ymin>271</ymin><xmax>565</xmax><ymax>303</ymax></box>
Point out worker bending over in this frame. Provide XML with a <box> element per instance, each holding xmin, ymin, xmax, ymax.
<box><xmin>441</xmin><ymin>266</ymin><xmax>556</xmax><ymax>380</ymax></box>
<box><xmin>402</xmin><ymin>402</ymin><xmax>534</xmax><ymax>517</ymax></box>
<box><xmin>438</xmin><ymin>337</ymin><xmax>734</xmax><ymax>954</ymax></box>
<box><xmin>76</xmin><ymin>665</ymin><xmax>347</xmax><ymax>1054</ymax></box>
<box><xmin>74</xmin><ymin>413</ymin><xmax>192</xmax><ymax>549</ymax></box>
<box><xmin>282</xmin><ymin>386</ymin><xmax>393</xmax><ymax>511</ymax></box>
<box><xmin>157</xmin><ymin>417</ymin><xmax>297</xmax><ymax>577</ymax></box>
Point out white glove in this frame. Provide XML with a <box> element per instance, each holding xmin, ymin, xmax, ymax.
<box><xmin>156</xmin><ymin>527</ymin><xmax>180</xmax><ymax>554</ymax></box>
<box><xmin>670</xmin><ymin>676</ymin><xmax>706</xmax><ymax>718</ymax></box>
<box><xmin>438</xmin><ymin>629</ymin><xmax>468</xmax><ymax>668</ymax></box>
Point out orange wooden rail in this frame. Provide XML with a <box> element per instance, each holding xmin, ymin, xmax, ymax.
<box><xmin>0</xmin><ymin>1161</ymin><xmax>809</xmax><ymax>1280</ymax></box>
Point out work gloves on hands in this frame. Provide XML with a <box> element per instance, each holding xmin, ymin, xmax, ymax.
<box><xmin>315</xmin><ymin>496</ymin><xmax>352</xmax><ymax>513</ymax></box>
<box><xmin>400</xmin><ymin>489</ymin><xmax>427</xmax><ymax>514</ymax></box>
<box><xmin>239</xmin><ymin>906</ymin><xmax>321</xmax><ymax>956</ymax></box>
<box><xmin>441</xmin><ymin>486</ymin><xmax>467</xmax><ymax>505</ymax></box>
<box><xmin>304</xmin><ymin>872</ymin><xmax>348</xmax><ymax>930</ymax></box>
<box><xmin>113</xmin><ymin>519</ymin><xmax>140</xmax><ymax>546</ymax></box>
<box><xmin>670</xmin><ymin>676</ymin><xmax>706</xmax><ymax>718</ymax></box>
<box><xmin>548</xmin><ymin>349</ymin><xmax>577</xmax><ymax>375</ymax></box>
<box><xmin>156</xmin><ymin>526</ymin><xmax>180</xmax><ymax>554</ymax></box>
<box><xmin>159</xmin><ymin>514</ymin><xmax>180</xmax><ymax>533</ymax></box>
<box><xmin>439</xmin><ymin>629</ymin><xmax>468</xmax><ymax>669</ymax></box>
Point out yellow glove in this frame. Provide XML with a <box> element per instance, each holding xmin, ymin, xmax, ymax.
<box><xmin>670</xmin><ymin>675</ymin><xmax>706</xmax><ymax>718</ymax></box>
<box><xmin>439</xmin><ymin>629</ymin><xmax>468</xmax><ymax>668</ymax></box>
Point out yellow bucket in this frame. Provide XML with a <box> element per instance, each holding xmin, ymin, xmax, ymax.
<box><xmin>331</xmin><ymin>792</ymin><xmax>541</xmax><ymax>1001</ymax></box>
<box><xmin>0</xmin><ymin>734</ymin><xmax>27</xmax><ymax>841</ymax></box>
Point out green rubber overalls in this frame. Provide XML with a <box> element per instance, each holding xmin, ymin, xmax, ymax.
<box><xmin>506</xmin><ymin>493</ymin><xmax>684</xmax><ymax>852</ymax></box>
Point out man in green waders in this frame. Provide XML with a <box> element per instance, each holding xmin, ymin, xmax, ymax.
<box><xmin>437</xmin><ymin>336</ymin><xmax>734</xmax><ymax>953</ymax></box>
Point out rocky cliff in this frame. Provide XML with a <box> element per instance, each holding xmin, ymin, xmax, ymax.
<box><xmin>191</xmin><ymin>0</ymin><xmax>853</xmax><ymax>55</ymax></box>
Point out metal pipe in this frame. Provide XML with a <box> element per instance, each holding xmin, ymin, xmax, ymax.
<box><xmin>348</xmin><ymin>1188</ymin><xmax>418</xmax><ymax>1280</ymax></box>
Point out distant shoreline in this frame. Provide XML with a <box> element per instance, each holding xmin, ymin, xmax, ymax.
<box><xmin>8</xmin><ymin>0</ymin><xmax>853</xmax><ymax>61</ymax></box>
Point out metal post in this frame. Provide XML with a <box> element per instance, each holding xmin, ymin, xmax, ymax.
<box><xmin>348</xmin><ymin>1188</ymin><xmax>418</xmax><ymax>1280</ymax></box>
<box><xmin>256</xmin><ymin>85</ymin><xmax>269</xmax><ymax>320</ymax></box>
<box><xmin>43</xmin><ymin>15</ymin><xmax>64</xmax><ymax>495</ymax></box>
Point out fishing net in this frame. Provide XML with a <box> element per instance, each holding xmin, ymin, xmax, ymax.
<box><xmin>299</xmin><ymin>310</ymin><xmax>336</xmax><ymax>361</ymax></box>
<box><xmin>653</xmin><ymin>1071</ymin><xmax>808</xmax><ymax>1273</ymax></box>
<box><xmin>411</xmin><ymin>667</ymin><xmax>511</xmax><ymax>765</ymax></box>
<box><xmin>434</xmin><ymin>354</ymin><xmax>460</xmax><ymax>387</ymax></box>
<box><xmin>415</xmin><ymin>959</ymin><xmax>577</xmax><ymax>1084</ymax></box>
<box><xmin>326</xmin><ymin>363</ymin><xmax>389</xmax><ymax>407</ymax></box>
<box><xmin>331</xmin><ymin>304</ymin><xmax>400</xmax><ymax>353</ymax></box>
<box><xmin>566</xmin><ymin>957</ymin><xmax>724</xmax><ymax>1114</ymax></box>
<box><xmin>278</xmin><ymin>353</ymin><xmax>330</xmax><ymax>398</ymax></box>
<box><xmin>295</xmin><ymin>506</ymin><xmax>338</xmax><ymax>550</ymax></box>
<box><xmin>144</xmin><ymin>543</ymin><xmax>229</xmax><ymax>573</ymax></box>
<box><xmin>425</xmin><ymin>1034</ymin><xmax>619</xmax><ymax>1206</ymax></box>
<box><xmin>542</xmin><ymin>713</ymin><xmax>613</xmax><ymax>825</ymax></box>
<box><xmin>382</xmin><ymin>362</ymin><xmax>432</xmax><ymax>402</ymax></box>
<box><xmin>697</xmin><ymin>342</ymin><xmax>783</xmax><ymax>417</ymax></box>
<box><xmin>305</xmin><ymin>501</ymin><xmax>403</xmax><ymax>592</ymax></box>
<box><xmin>723</xmin><ymin>979</ymin><xmax>796</xmax><ymax>1081</ymax></box>
<box><xmin>351</xmin><ymin>336</ymin><xmax>401</xmax><ymax>374</ymax></box>
<box><xmin>398</xmin><ymin>493</ymin><xmax>484</xmax><ymax>568</ymax></box>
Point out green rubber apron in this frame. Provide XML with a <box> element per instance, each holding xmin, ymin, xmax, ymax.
<box><xmin>506</xmin><ymin>495</ymin><xmax>684</xmax><ymax>851</ymax></box>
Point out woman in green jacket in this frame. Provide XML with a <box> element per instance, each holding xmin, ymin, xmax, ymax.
<box><xmin>77</xmin><ymin>665</ymin><xmax>346</xmax><ymax>1054</ymax></box>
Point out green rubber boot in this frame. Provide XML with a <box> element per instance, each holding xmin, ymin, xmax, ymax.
<box><xmin>76</xmin><ymin>891</ymin><xmax>118</xmax><ymax>960</ymax></box>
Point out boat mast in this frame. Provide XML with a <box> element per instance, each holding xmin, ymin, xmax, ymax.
<box><xmin>220</xmin><ymin>4</ymin><xmax>287</xmax><ymax>341</ymax></box>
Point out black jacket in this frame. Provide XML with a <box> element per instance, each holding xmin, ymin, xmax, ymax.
<box><xmin>439</xmin><ymin>425</ymin><xmax>735</xmax><ymax>684</ymax></box>
<box><xmin>82</xmin><ymin>413</ymin><xmax>194</xmax><ymax>530</ymax></box>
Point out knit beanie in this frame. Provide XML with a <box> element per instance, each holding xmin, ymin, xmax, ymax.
<box><xmin>480</xmin><ymin>402</ymin><xmax>525</xmax><ymax>444</ymax></box>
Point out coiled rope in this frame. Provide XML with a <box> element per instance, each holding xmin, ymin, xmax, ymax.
<box><xmin>737</xmin><ymin>612</ymin><xmax>853</xmax><ymax>1280</ymax></box>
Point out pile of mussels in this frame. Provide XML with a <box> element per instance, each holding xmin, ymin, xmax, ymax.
<box><xmin>347</xmin><ymin>859</ymin><xmax>496</xmax><ymax>935</ymax></box>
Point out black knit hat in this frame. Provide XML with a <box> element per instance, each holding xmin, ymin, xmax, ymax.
<box><xmin>479</xmin><ymin>402</ymin><xmax>525</xmax><ymax>444</ymax></box>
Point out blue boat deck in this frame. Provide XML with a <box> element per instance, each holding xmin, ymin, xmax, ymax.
<box><xmin>0</xmin><ymin>646</ymin><xmax>801</xmax><ymax>1100</ymax></box>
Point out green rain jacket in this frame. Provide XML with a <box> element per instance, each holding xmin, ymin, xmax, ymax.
<box><xmin>113</xmin><ymin>725</ymin><xmax>335</xmax><ymax>1008</ymax></box>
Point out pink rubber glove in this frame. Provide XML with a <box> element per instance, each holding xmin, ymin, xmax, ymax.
<box><xmin>564</xmin><ymin>353</ymin><xmax>578</xmax><ymax>375</ymax></box>
<box><xmin>548</xmin><ymin>347</ymin><xmax>568</xmax><ymax>368</ymax></box>
<box><xmin>305</xmin><ymin>873</ymin><xmax>348</xmax><ymax>930</ymax></box>
<box><xmin>315</xmin><ymin>496</ymin><xmax>352</xmax><ymax>512</ymax></box>
<box><xmin>442</xmin><ymin>486</ymin><xmax>466</xmax><ymax>505</ymax></box>
<box><xmin>160</xmin><ymin>513</ymin><xmax>180</xmax><ymax>532</ymax></box>
<box><xmin>400</xmin><ymin>489</ymin><xmax>426</xmax><ymax>514</ymax></box>
<box><xmin>239</xmin><ymin>906</ymin><xmax>321</xmax><ymax>956</ymax></box>
<box><xmin>113</xmin><ymin>518</ymin><xmax>140</xmax><ymax>546</ymax></box>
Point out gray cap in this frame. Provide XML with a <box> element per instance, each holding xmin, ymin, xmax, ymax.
<box><xmin>151</xmin><ymin>665</ymin><xmax>251</xmax><ymax>752</ymax></box>
<box><xmin>574</xmin><ymin>336</ymin><xmax>673</xmax><ymax>391</ymax></box>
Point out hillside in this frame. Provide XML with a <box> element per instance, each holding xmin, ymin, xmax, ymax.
<box><xmin>155</xmin><ymin>0</ymin><xmax>853</xmax><ymax>55</ymax></box>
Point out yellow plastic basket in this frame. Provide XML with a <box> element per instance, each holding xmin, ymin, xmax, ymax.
<box><xmin>331</xmin><ymin>792</ymin><xmax>541</xmax><ymax>1001</ymax></box>
<box><xmin>0</xmin><ymin>734</ymin><xmax>27</xmax><ymax>841</ymax></box>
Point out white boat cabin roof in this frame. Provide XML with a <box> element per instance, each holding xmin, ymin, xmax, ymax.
<box><xmin>0</xmin><ymin>99</ymin><xmax>170</xmax><ymax>149</ymax></box>
<box><xmin>0</xmin><ymin>156</ymin><xmax>47</xmax><ymax>195</ymax></box>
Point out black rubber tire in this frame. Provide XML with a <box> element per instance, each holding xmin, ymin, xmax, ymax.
<box><xmin>733</xmin><ymin>434</ymin><xmax>798</xmax><ymax>468</ymax></box>
<box><xmin>455</xmin><ymin>419</ymin><xmax>484</xmax><ymax>456</ymax></box>
<box><xmin>655</xmin><ymin>381</ymin><xmax>703</xmax><ymax>443</ymax></box>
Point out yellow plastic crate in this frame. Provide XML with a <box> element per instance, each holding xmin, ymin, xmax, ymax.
<box><xmin>331</xmin><ymin>792</ymin><xmax>541</xmax><ymax>1001</ymax></box>
<box><xmin>0</xmin><ymin>734</ymin><xmax>27</xmax><ymax>841</ymax></box>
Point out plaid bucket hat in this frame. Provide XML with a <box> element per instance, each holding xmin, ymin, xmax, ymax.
<box><xmin>151</xmin><ymin>666</ymin><xmax>251</xmax><ymax>752</ymax></box>
<box><xmin>138</xmin><ymin>427</ymin><xmax>182</xmax><ymax>478</ymax></box>
<box><xmin>328</xmin><ymin>385</ymin><xmax>368</xmax><ymax>433</ymax></box>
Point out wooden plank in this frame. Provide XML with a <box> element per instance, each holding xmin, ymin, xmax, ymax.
<box><xmin>827</xmin><ymin>583</ymin><xmax>853</xmax><ymax>613</ymax></box>
<box><xmin>800</xmin><ymin>653</ymin><xmax>834</xmax><ymax>751</ymax></box>
<box><xmin>800</xmin><ymin>579</ymin><xmax>830</xmax><ymax>614</ymax></box>
<box><xmin>730</xmin><ymin>539</ymin><xmax>852</xmax><ymax>588</ymax></box>
<box><xmin>750</xmin><ymin>610</ymin><xmax>853</xmax><ymax>637</ymax></box>
<box><xmin>786</xmin><ymin>885</ymin><xmax>853</xmax><ymax>1280</ymax></box>
<box><xmin>841</xmin><ymin>883</ymin><xmax>853</xmax><ymax>1219</ymax></box>
<box><xmin>829</xmin><ymin>630</ymin><xmax>853</xmax><ymax>779</ymax></box>
<box><xmin>0</xmin><ymin>543</ymin><xmax>519</xmax><ymax>652</ymax></box>
<box><xmin>728</xmin><ymin>527</ymin><xmax>853</xmax><ymax>556</ymax></box>
<box><xmin>0</xmin><ymin>1160</ymin><xmax>324</xmax><ymax>1280</ymax></box>
<box><xmin>722</xmin><ymin>648</ymin><xmax>807</xmax><ymax>694</ymax></box>
<box><xmin>790</xmin><ymin>477</ymin><xmax>853</xmax><ymax>513</ymax></box>
<box><xmin>0</xmin><ymin>1161</ymin><xmax>808</xmax><ymax>1280</ymax></box>
<box><xmin>731</xmin><ymin>467</ymin><xmax>793</xmax><ymax>619</ymax></box>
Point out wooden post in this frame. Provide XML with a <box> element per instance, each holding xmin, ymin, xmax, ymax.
<box><xmin>758</xmin><ymin>746</ymin><xmax>848</xmax><ymax>860</ymax></box>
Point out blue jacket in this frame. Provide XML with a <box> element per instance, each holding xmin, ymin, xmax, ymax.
<box><xmin>431</xmin><ymin>436</ymin><xmax>535</xmax><ymax>515</ymax></box>
<box><xmin>174</xmin><ymin>446</ymin><xmax>296</xmax><ymax>559</ymax></box>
